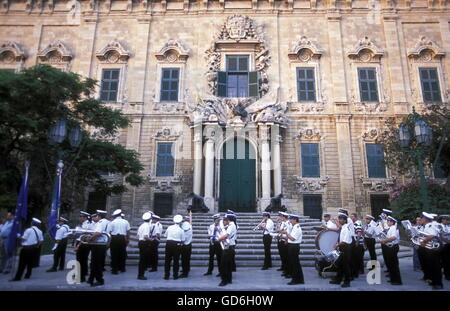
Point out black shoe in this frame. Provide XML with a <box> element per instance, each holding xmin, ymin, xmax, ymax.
<box><xmin>179</xmin><ymin>274</ymin><xmax>188</xmax><ymax>278</ymax></box>
<box><xmin>137</xmin><ymin>276</ymin><xmax>147</xmax><ymax>280</ymax></box>
<box><xmin>261</xmin><ymin>267</ymin><xmax>269</xmax><ymax>270</ymax></box>
<box><xmin>218</xmin><ymin>281</ymin><xmax>228</xmax><ymax>286</ymax></box>
<box><xmin>121</xmin><ymin>269</ymin><xmax>126</xmax><ymax>273</ymax></box>
<box><xmin>232</xmin><ymin>269</ymin><xmax>236</xmax><ymax>272</ymax></box>
<box><xmin>58</xmin><ymin>267</ymin><xmax>64</xmax><ymax>271</ymax></box>
<box><xmin>391</xmin><ymin>282</ymin><xmax>402</xmax><ymax>285</ymax></box>
<box><xmin>111</xmin><ymin>271</ymin><xmax>119</xmax><ymax>275</ymax></box>
<box><xmin>92</xmin><ymin>281</ymin><xmax>104</xmax><ymax>287</ymax></box>
<box><xmin>164</xmin><ymin>276</ymin><xmax>170</xmax><ymax>280</ymax></box>
<box><xmin>216</xmin><ymin>273</ymin><xmax>221</xmax><ymax>277</ymax></box>
<box><xmin>24</xmin><ymin>275</ymin><xmax>30</xmax><ymax>279</ymax></box>
<box><xmin>150</xmin><ymin>269</ymin><xmax>157</xmax><ymax>272</ymax></box>
<box><xmin>277</xmin><ymin>268</ymin><xmax>284</xmax><ymax>271</ymax></box>
<box><xmin>204</xmin><ymin>272</ymin><xmax>212</xmax><ymax>276</ymax></box>
<box><xmin>288</xmin><ymin>281</ymin><xmax>304</xmax><ymax>285</ymax></box>
<box><xmin>87</xmin><ymin>279</ymin><xmax>94</xmax><ymax>285</ymax></box>
<box><xmin>173</xmin><ymin>276</ymin><xmax>179</xmax><ymax>280</ymax></box>
<box><xmin>46</xmin><ymin>268</ymin><xmax>57</xmax><ymax>272</ymax></box>
<box><xmin>432</xmin><ymin>285</ymin><xmax>443</xmax><ymax>290</ymax></box>
<box><xmin>284</xmin><ymin>275</ymin><xmax>291</xmax><ymax>279</ymax></box>
<box><xmin>80</xmin><ymin>277</ymin><xmax>86</xmax><ymax>283</ymax></box>
<box><xmin>329</xmin><ymin>280</ymin><xmax>341</xmax><ymax>285</ymax></box>
<box><xmin>341</xmin><ymin>283</ymin><xmax>350</xmax><ymax>288</ymax></box>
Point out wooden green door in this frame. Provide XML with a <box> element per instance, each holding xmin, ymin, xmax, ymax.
<box><xmin>219</xmin><ymin>138</ymin><xmax>256</xmax><ymax>212</ymax></box>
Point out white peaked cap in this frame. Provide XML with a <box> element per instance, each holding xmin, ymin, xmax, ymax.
<box><xmin>142</xmin><ymin>212</ymin><xmax>152</xmax><ymax>221</ymax></box>
<box><xmin>112</xmin><ymin>209</ymin><xmax>122</xmax><ymax>216</ymax></box>
<box><xmin>173</xmin><ymin>215</ymin><xmax>183</xmax><ymax>223</ymax></box>
<box><xmin>32</xmin><ymin>218</ymin><xmax>41</xmax><ymax>224</ymax></box>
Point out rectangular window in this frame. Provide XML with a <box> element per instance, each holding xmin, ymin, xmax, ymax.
<box><xmin>100</xmin><ymin>69</ymin><xmax>120</xmax><ymax>102</ymax></box>
<box><xmin>366</xmin><ymin>143</ymin><xmax>386</xmax><ymax>178</ymax></box>
<box><xmin>156</xmin><ymin>142</ymin><xmax>174</xmax><ymax>177</ymax></box>
<box><xmin>419</xmin><ymin>68</ymin><xmax>442</xmax><ymax>103</ymax></box>
<box><xmin>303</xmin><ymin>194</ymin><xmax>322</xmax><ymax>220</ymax></box>
<box><xmin>358</xmin><ymin>68</ymin><xmax>379</xmax><ymax>102</ymax></box>
<box><xmin>297</xmin><ymin>68</ymin><xmax>316</xmax><ymax>102</ymax></box>
<box><xmin>301</xmin><ymin>143</ymin><xmax>320</xmax><ymax>178</ymax></box>
<box><xmin>217</xmin><ymin>55</ymin><xmax>259</xmax><ymax>98</ymax></box>
<box><xmin>160</xmin><ymin>68</ymin><xmax>179</xmax><ymax>102</ymax></box>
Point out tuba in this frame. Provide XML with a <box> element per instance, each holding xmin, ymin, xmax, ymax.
<box><xmin>69</xmin><ymin>228</ymin><xmax>111</xmax><ymax>247</ymax></box>
<box><xmin>401</xmin><ymin>220</ymin><xmax>441</xmax><ymax>250</ymax></box>
<box><xmin>218</xmin><ymin>226</ymin><xmax>231</xmax><ymax>250</ymax></box>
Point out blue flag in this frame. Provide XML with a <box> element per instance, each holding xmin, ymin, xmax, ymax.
<box><xmin>47</xmin><ymin>162</ymin><xmax>63</xmax><ymax>240</ymax></box>
<box><xmin>7</xmin><ymin>163</ymin><xmax>29</xmax><ymax>257</ymax></box>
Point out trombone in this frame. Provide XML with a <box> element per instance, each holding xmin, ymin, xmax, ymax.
<box><xmin>252</xmin><ymin>219</ymin><xmax>265</xmax><ymax>231</ymax></box>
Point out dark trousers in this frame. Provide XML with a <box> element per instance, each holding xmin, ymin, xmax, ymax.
<box><xmin>364</xmin><ymin>238</ymin><xmax>377</xmax><ymax>264</ymax></box>
<box><xmin>232</xmin><ymin>243</ymin><xmax>236</xmax><ymax>272</ymax></box>
<box><xmin>418</xmin><ymin>246</ymin><xmax>428</xmax><ymax>279</ymax></box>
<box><xmin>441</xmin><ymin>244</ymin><xmax>450</xmax><ymax>279</ymax></box>
<box><xmin>181</xmin><ymin>243</ymin><xmax>192</xmax><ymax>276</ymax></box>
<box><xmin>51</xmin><ymin>238</ymin><xmax>68</xmax><ymax>270</ymax></box>
<box><xmin>32</xmin><ymin>245</ymin><xmax>41</xmax><ymax>268</ymax></box>
<box><xmin>384</xmin><ymin>244</ymin><xmax>402</xmax><ymax>284</ymax></box>
<box><xmin>220</xmin><ymin>246</ymin><xmax>235</xmax><ymax>284</ymax></box>
<box><xmin>287</xmin><ymin>243</ymin><xmax>304</xmax><ymax>283</ymax></box>
<box><xmin>381</xmin><ymin>244</ymin><xmax>388</xmax><ymax>271</ymax></box>
<box><xmin>352</xmin><ymin>242</ymin><xmax>365</xmax><ymax>276</ymax></box>
<box><xmin>76</xmin><ymin>243</ymin><xmax>90</xmax><ymax>280</ymax></box>
<box><xmin>334</xmin><ymin>243</ymin><xmax>351</xmax><ymax>284</ymax></box>
<box><xmin>424</xmin><ymin>248</ymin><xmax>443</xmax><ymax>286</ymax></box>
<box><xmin>138</xmin><ymin>240</ymin><xmax>151</xmax><ymax>277</ymax></box>
<box><xmin>164</xmin><ymin>241</ymin><xmax>181</xmax><ymax>278</ymax></box>
<box><xmin>14</xmin><ymin>246</ymin><xmax>37</xmax><ymax>280</ymax></box>
<box><xmin>263</xmin><ymin>234</ymin><xmax>273</xmax><ymax>268</ymax></box>
<box><xmin>277</xmin><ymin>240</ymin><xmax>288</xmax><ymax>272</ymax></box>
<box><xmin>149</xmin><ymin>240</ymin><xmax>159</xmax><ymax>270</ymax></box>
<box><xmin>110</xmin><ymin>235</ymin><xmax>127</xmax><ymax>272</ymax></box>
<box><xmin>207</xmin><ymin>241</ymin><xmax>222</xmax><ymax>273</ymax></box>
<box><xmin>89</xmin><ymin>245</ymin><xmax>106</xmax><ymax>283</ymax></box>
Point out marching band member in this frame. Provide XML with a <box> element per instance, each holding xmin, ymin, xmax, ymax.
<box><xmin>47</xmin><ymin>217</ymin><xmax>70</xmax><ymax>272</ymax></box>
<box><xmin>275</xmin><ymin>212</ymin><xmax>289</xmax><ymax>276</ymax></box>
<box><xmin>180</xmin><ymin>213</ymin><xmax>193</xmax><ymax>278</ymax></box>
<box><xmin>149</xmin><ymin>214</ymin><xmax>162</xmax><ymax>272</ymax></box>
<box><xmin>259</xmin><ymin>212</ymin><xmax>274</xmax><ymax>270</ymax></box>
<box><xmin>75</xmin><ymin>211</ymin><xmax>93</xmax><ymax>282</ymax></box>
<box><xmin>204</xmin><ymin>214</ymin><xmax>222</xmax><ymax>276</ymax></box>
<box><xmin>218</xmin><ymin>213</ymin><xmax>237</xmax><ymax>286</ymax></box>
<box><xmin>330</xmin><ymin>213</ymin><xmax>352</xmax><ymax>288</ymax></box>
<box><xmin>412</xmin><ymin>217</ymin><xmax>423</xmax><ymax>272</ymax></box>
<box><xmin>137</xmin><ymin>212</ymin><xmax>152</xmax><ymax>280</ymax></box>
<box><xmin>439</xmin><ymin>215</ymin><xmax>450</xmax><ymax>281</ymax></box>
<box><xmin>86</xmin><ymin>211</ymin><xmax>109</xmax><ymax>287</ymax></box>
<box><xmin>286</xmin><ymin>214</ymin><xmax>304</xmax><ymax>285</ymax></box>
<box><xmin>351</xmin><ymin>213</ymin><xmax>364</xmax><ymax>277</ymax></box>
<box><xmin>378</xmin><ymin>208</ymin><xmax>392</xmax><ymax>273</ymax></box>
<box><xmin>107</xmin><ymin>209</ymin><xmax>130</xmax><ymax>274</ymax></box>
<box><xmin>226</xmin><ymin>210</ymin><xmax>238</xmax><ymax>272</ymax></box>
<box><xmin>363</xmin><ymin>215</ymin><xmax>377</xmax><ymax>270</ymax></box>
<box><xmin>380</xmin><ymin>216</ymin><xmax>402</xmax><ymax>285</ymax></box>
<box><xmin>322</xmin><ymin>213</ymin><xmax>337</xmax><ymax>229</ymax></box>
<box><xmin>164</xmin><ymin>215</ymin><xmax>185</xmax><ymax>280</ymax></box>
<box><xmin>11</xmin><ymin>218</ymin><xmax>44</xmax><ymax>281</ymax></box>
<box><xmin>421</xmin><ymin>212</ymin><xmax>443</xmax><ymax>289</ymax></box>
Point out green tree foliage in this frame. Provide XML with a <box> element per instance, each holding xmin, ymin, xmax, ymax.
<box><xmin>0</xmin><ymin>65</ymin><xmax>144</xmax><ymax>215</ymax></box>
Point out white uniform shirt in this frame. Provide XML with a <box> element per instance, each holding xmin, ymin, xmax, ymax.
<box><xmin>364</xmin><ymin>220</ymin><xmax>377</xmax><ymax>238</ymax></box>
<box><xmin>208</xmin><ymin>223</ymin><xmax>220</xmax><ymax>242</ymax></box>
<box><xmin>55</xmin><ymin>224</ymin><xmax>71</xmax><ymax>240</ymax></box>
<box><xmin>81</xmin><ymin>220</ymin><xmax>95</xmax><ymax>230</ymax></box>
<box><xmin>164</xmin><ymin>224</ymin><xmax>185</xmax><ymax>242</ymax></box>
<box><xmin>442</xmin><ymin>224</ymin><xmax>450</xmax><ymax>244</ymax></box>
<box><xmin>423</xmin><ymin>222</ymin><xmax>439</xmax><ymax>237</ymax></box>
<box><xmin>92</xmin><ymin>218</ymin><xmax>109</xmax><ymax>243</ymax></box>
<box><xmin>339</xmin><ymin>223</ymin><xmax>353</xmax><ymax>244</ymax></box>
<box><xmin>107</xmin><ymin>217</ymin><xmax>131</xmax><ymax>235</ymax></box>
<box><xmin>224</xmin><ymin>222</ymin><xmax>237</xmax><ymax>246</ymax></box>
<box><xmin>137</xmin><ymin>222</ymin><xmax>150</xmax><ymax>241</ymax></box>
<box><xmin>347</xmin><ymin>217</ymin><xmax>355</xmax><ymax>237</ymax></box>
<box><xmin>149</xmin><ymin>222</ymin><xmax>163</xmax><ymax>239</ymax></box>
<box><xmin>386</xmin><ymin>225</ymin><xmax>399</xmax><ymax>245</ymax></box>
<box><xmin>22</xmin><ymin>226</ymin><xmax>44</xmax><ymax>246</ymax></box>
<box><xmin>288</xmin><ymin>223</ymin><xmax>303</xmax><ymax>244</ymax></box>
<box><xmin>278</xmin><ymin>220</ymin><xmax>289</xmax><ymax>240</ymax></box>
<box><xmin>263</xmin><ymin>218</ymin><xmax>274</xmax><ymax>235</ymax></box>
<box><xmin>181</xmin><ymin>222</ymin><xmax>193</xmax><ymax>245</ymax></box>
<box><xmin>325</xmin><ymin>220</ymin><xmax>337</xmax><ymax>229</ymax></box>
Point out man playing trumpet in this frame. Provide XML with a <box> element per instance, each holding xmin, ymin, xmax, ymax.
<box><xmin>275</xmin><ymin>212</ymin><xmax>289</xmax><ymax>276</ymax></box>
<box><xmin>256</xmin><ymin>212</ymin><xmax>274</xmax><ymax>270</ymax></box>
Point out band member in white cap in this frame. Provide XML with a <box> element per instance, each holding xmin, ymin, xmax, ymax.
<box><xmin>205</xmin><ymin>213</ymin><xmax>222</xmax><ymax>276</ymax></box>
<box><xmin>378</xmin><ymin>208</ymin><xmax>392</xmax><ymax>273</ymax></box>
<box><xmin>421</xmin><ymin>212</ymin><xmax>443</xmax><ymax>289</ymax></box>
<box><xmin>275</xmin><ymin>212</ymin><xmax>289</xmax><ymax>275</ymax></box>
<box><xmin>86</xmin><ymin>211</ymin><xmax>109</xmax><ymax>286</ymax></box>
<box><xmin>363</xmin><ymin>215</ymin><xmax>377</xmax><ymax>269</ymax></box>
<box><xmin>75</xmin><ymin>211</ymin><xmax>93</xmax><ymax>282</ymax></box>
<box><xmin>164</xmin><ymin>214</ymin><xmax>185</xmax><ymax>280</ymax></box>
<box><xmin>11</xmin><ymin>218</ymin><xmax>44</xmax><ymax>281</ymax></box>
<box><xmin>285</xmin><ymin>214</ymin><xmax>304</xmax><ymax>285</ymax></box>
<box><xmin>180</xmin><ymin>212</ymin><xmax>193</xmax><ymax>278</ymax></box>
<box><xmin>330</xmin><ymin>213</ymin><xmax>352</xmax><ymax>288</ymax></box>
<box><xmin>322</xmin><ymin>213</ymin><xmax>337</xmax><ymax>229</ymax></box>
<box><xmin>137</xmin><ymin>212</ymin><xmax>152</xmax><ymax>280</ymax></box>
<box><xmin>218</xmin><ymin>213</ymin><xmax>237</xmax><ymax>286</ymax></box>
<box><xmin>149</xmin><ymin>214</ymin><xmax>162</xmax><ymax>272</ymax></box>
<box><xmin>47</xmin><ymin>217</ymin><xmax>70</xmax><ymax>272</ymax></box>
<box><xmin>350</xmin><ymin>213</ymin><xmax>364</xmax><ymax>278</ymax></box>
<box><xmin>380</xmin><ymin>216</ymin><xmax>402</xmax><ymax>285</ymax></box>
<box><xmin>107</xmin><ymin>209</ymin><xmax>130</xmax><ymax>274</ymax></box>
<box><xmin>257</xmin><ymin>212</ymin><xmax>274</xmax><ymax>270</ymax></box>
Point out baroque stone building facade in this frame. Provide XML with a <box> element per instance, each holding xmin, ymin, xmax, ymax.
<box><xmin>1</xmin><ymin>0</ymin><xmax>449</xmax><ymax>221</ymax></box>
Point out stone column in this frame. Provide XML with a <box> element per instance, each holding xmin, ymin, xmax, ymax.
<box><xmin>260</xmin><ymin>125</ymin><xmax>271</xmax><ymax>210</ymax></box>
<box><xmin>272</xmin><ymin>127</ymin><xmax>282</xmax><ymax>196</ymax></box>
<box><xmin>193</xmin><ymin>125</ymin><xmax>203</xmax><ymax>195</ymax></box>
<box><xmin>204</xmin><ymin>138</ymin><xmax>215</xmax><ymax>210</ymax></box>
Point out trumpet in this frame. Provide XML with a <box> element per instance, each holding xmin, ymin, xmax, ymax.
<box><xmin>69</xmin><ymin>228</ymin><xmax>111</xmax><ymax>247</ymax></box>
<box><xmin>252</xmin><ymin>219</ymin><xmax>265</xmax><ymax>231</ymax></box>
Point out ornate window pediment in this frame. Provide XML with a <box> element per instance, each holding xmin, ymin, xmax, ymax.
<box><xmin>347</xmin><ymin>36</ymin><xmax>384</xmax><ymax>62</ymax></box>
<box><xmin>361</xmin><ymin>127</ymin><xmax>386</xmax><ymax>142</ymax></box>
<box><xmin>155</xmin><ymin>40</ymin><xmax>189</xmax><ymax>63</ymax></box>
<box><xmin>288</xmin><ymin>36</ymin><xmax>323</xmax><ymax>62</ymax></box>
<box><xmin>0</xmin><ymin>41</ymin><xmax>26</xmax><ymax>65</ymax></box>
<box><xmin>37</xmin><ymin>40</ymin><xmax>73</xmax><ymax>65</ymax></box>
<box><xmin>96</xmin><ymin>40</ymin><xmax>131</xmax><ymax>64</ymax></box>
<box><xmin>293</xmin><ymin>126</ymin><xmax>322</xmax><ymax>141</ymax></box>
<box><xmin>407</xmin><ymin>36</ymin><xmax>445</xmax><ymax>62</ymax></box>
<box><xmin>151</xmin><ymin>127</ymin><xmax>182</xmax><ymax>141</ymax></box>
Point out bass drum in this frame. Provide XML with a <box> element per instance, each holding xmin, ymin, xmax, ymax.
<box><xmin>315</xmin><ymin>229</ymin><xmax>339</xmax><ymax>256</ymax></box>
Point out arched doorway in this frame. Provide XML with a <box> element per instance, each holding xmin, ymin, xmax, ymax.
<box><xmin>219</xmin><ymin>137</ymin><xmax>256</xmax><ymax>212</ymax></box>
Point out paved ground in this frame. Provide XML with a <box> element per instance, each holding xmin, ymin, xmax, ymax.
<box><xmin>0</xmin><ymin>254</ymin><xmax>448</xmax><ymax>291</ymax></box>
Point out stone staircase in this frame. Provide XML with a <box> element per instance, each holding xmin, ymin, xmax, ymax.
<box><xmin>118</xmin><ymin>213</ymin><xmax>413</xmax><ymax>267</ymax></box>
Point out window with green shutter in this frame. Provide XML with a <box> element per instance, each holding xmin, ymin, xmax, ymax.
<box><xmin>366</xmin><ymin>144</ymin><xmax>386</xmax><ymax>178</ymax></box>
<box><xmin>358</xmin><ymin>68</ymin><xmax>379</xmax><ymax>102</ymax></box>
<box><xmin>419</xmin><ymin>68</ymin><xmax>442</xmax><ymax>103</ymax></box>
<box><xmin>160</xmin><ymin>68</ymin><xmax>179</xmax><ymax>102</ymax></box>
<box><xmin>100</xmin><ymin>69</ymin><xmax>120</xmax><ymax>102</ymax></box>
<box><xmin>301</xmin><ymin>143</ymin><xmax>320</xmax><ymax>178</ymax></box>
<box><xmin>156</xmin><ymin>142</ymin><xmax>174</xmax><ymax>177</ymax></box>
<box><xmin>296</xmin><ymin>68</ymin><xmax>316</xmax><ymax>102</ymax></box>
<box><xmin>216</xmin><ymin>55</ymin><xmax>259</xmax><ymax>98</ymax></box>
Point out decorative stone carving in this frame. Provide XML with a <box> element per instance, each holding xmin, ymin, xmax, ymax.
<box><xmin>96</xmin><ymin>40</ymin><xmax>130</xmax><ymax>64</ymax></box>
<box><xmin>360</xmin><ymin>177</ymin><xmax>396</xmax><ymax>192</ymax></box>
<box><xmin>354</xmin><ymin>102</ymin><xmax>388</xmax><ymax>113</ymax></box>
<box><xmin>147</xmin><ymin>176</ymin><xmax>181</xmax><ymax>192</ymax></box>
<box><xmin>155</xmin><ymin>40</ymin><xmax>189</xmax><ymax>63</ymax></box>
<box><xmin>0</xmin><ymin>41</ymin><xmax>26</xmax><ymax>64</ymax></box>
<box><xmin>294</xmin><ymin>127</ymin><xmax>321</xmax><ymax>140</ymax></box>
<box><xmin>295</xmin><ymin>176</ymin><xmax>330</xmax><ymax>192</ymax></box>
<box><xmin>347</xmin><ymin>36</ymin><xmax>383</xmax><ymax>62</ymax></box>
<box><xmin>408</xmin><ymin>36</ymin><xmax>445</xmax><ymax>61</ymax></box>
<box><xmin>216</xmin><ymin>14</ymin><xmax>258</xmax><ymax>41</ymax></box>
<box><xmin>289</xmin><ymin>102</ymin><xmax>326</xmax><ymax>113</ymax></box>
<box><xmin>361</xmin><ymin>127</ymin><xmax>387</xmax><ymax>142</ymax></box>
<box><xmin>152</xmin><ymin>127</ymin><xmax>182</xmax><ymax>141</ymax></box>
<box><xmin>37</xmin><ymin>40</ymin><xmax>73</xmax><ymax>64</ymax></box>
<box><xmin>288</xmin><ymin>36</ymin><xmax>323</xmax><ymax>62</ymax></box>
